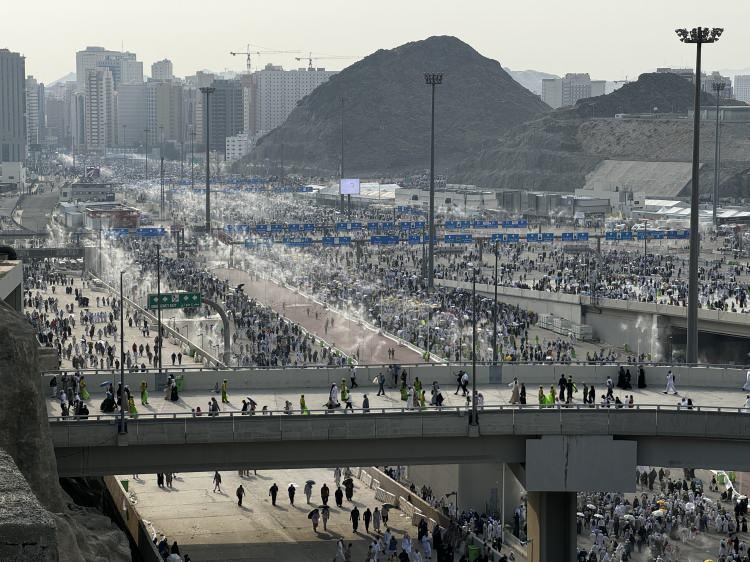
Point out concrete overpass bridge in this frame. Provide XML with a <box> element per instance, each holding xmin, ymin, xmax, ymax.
<box><xmin>45</xmin><ymin>361</ymin><xmax>750</xmax><ymax>561</ymax></box>
<box><xmin>49</xmin><ymin>403</ymin><xmax>750</xmax><ymax>561</ymax></box>
<box><xmin>437</xmin><ymin>279</ymin><xmax>750</xmax><ymax>359</ymax></box>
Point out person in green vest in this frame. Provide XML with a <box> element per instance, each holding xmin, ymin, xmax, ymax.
<box><xmin>140</xmin><ymin>380</ymin><xmax>149</xmax><ymax>405</ymax></box>
<box><xmin>300</xmin><ymin>394</ymin><xmax>310</xmax><ymax>415</ymax></box>
<box><xmin>400</xmin><ymin>381</ymin><xmax>408</xmax><ymax>401</ymax></box>
<box><xmin>546</xmin><ymin>385</ymin><xmax>556</xmax><ymax>406</ymax></box>
<box><xmin>221</xmin><ymin>379</ymin><xmax>229</xmax><ymax>404</ymax></box>
<box><xmin>340</xmin><ymin>380</ymin><xmax>350</xmax><ymax>403</ymax></box>
<box><xmin>414</xmin><ymin>377</ymin><xmax>423</xmax><ymax>394</ymax></box>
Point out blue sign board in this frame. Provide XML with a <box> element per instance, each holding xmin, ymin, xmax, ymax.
<box><xmin>282</xmin><ymin>237</ymin><xmax>313</xmax><ymax>247</ymax></box>
<box><xmin>254</xmin><ymin>224</ymin><xmax>268</xmax><ymax>233</ymax></box>
<box><xmin>371</xmin><ymin>235</ymin><xmax>400</xmax><ymax>245</ymax></box>
<box><xmin>444</xmin><ymin>234</ymin><xmax>473</xmax><ymax>244</ymax></box>
<box><xmin>491</xmin><ymin>233</ymin><xmax>520</xmax><ymax>243</ymax></box>
<box><xmin>322</xmin><ymin>236</ymin><xmax>351</xmax><ymax>246</ymax></box>
<box><xmin>407</xmin><ymin>235</ymin><xmax>427</xmax><ymax>245</ymax></box>
<box><xmin>136</xmin><ymin>227</ymin><xmax>166</xmax><ymax>237</ymax></box>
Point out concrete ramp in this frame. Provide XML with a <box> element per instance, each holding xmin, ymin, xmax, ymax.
<box><xmin>582</xmin><ymin>160</ymin><xmax>696</xmax><ymax>197</ymax></box>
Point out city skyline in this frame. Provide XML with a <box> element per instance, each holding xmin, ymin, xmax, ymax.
<box><xmin>3</xmin><ymin>0</ymin><xmax>750</xmax><ymax>84</ymax></box>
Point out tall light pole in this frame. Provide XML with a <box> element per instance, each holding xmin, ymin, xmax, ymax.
<box><xmin>339</xmin><ymin>97</ymin><xmax>345</xmax><ymax>214</ymax></box>
<box><xmin>469</xmin><ymin>262</ymin><xmax>478</xmax><ymax>426</ymax></box>
<box><xmin>119</xmin><ymin>270</ymin><xmax>126</xmax><ymax>434</ymax></box>
<box><xmin>493</xmin><ymin>241</ymin><xmax>499</xmax><ymax>365</ymax></box>
<box><xmin>425</xmin><ymin>73</ymin><xmax>443</xmax><ymax>291</ymax></box>
<box><xmin>676</xmin><ymin>26</ymin><xmax>723</xmax><ymax>364</ymax></box>
<box><xmin>200</xmin><ymin>86</ymin><xmax>215</xmax><ymax>231</ymax></box>
<box><xmin>712</xmin><ymin>81</ymin><xmax>725</xmax><ymax>226</ymax></box>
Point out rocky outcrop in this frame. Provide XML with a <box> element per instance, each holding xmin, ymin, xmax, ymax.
<box><xmin>0</xmin><ymin>301</ymin><xmax>130</xmax><ymax>562</ymax></box>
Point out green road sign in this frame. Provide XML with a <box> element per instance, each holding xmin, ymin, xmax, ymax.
<box><xmin>147</xmin><ymin>292</ymin><xmax>202</xmax><ymax>310</ymax></box>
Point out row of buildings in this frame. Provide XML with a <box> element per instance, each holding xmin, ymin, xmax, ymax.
<box><xmin>36</xmin><ymin>47</ymin><xmax>337</xmax><ymax>161</ymax></box>
<box><xmin>541</xmin><ymin>69</ymin><xmax>750</xmax><ymax>110</ymax></box>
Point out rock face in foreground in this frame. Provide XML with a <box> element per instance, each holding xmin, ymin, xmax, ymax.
<box><xmin>0</xmin><ymin>302</ymin><xmax>130</xmax><ymax>562</ymax></box>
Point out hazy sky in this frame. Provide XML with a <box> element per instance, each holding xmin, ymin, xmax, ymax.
<box><xmin>4</xmin><ymin>0</ymin><xmax>749</xmax><ymax>84</ymax></box>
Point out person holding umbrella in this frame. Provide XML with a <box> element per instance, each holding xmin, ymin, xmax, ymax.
<box><xmin>304</xmin><ymin>480</ymin><xmax>314</xmax><ymax>504</ymax></box>
<box><xmin>308</xmin><ymin>508</ymin><xmax>320</xmax><ymax>532</ymax></box>
<box><xmin>288</xmin><ymin>483</ymin><xmax>296</xmax><ymax>505</ymax></box>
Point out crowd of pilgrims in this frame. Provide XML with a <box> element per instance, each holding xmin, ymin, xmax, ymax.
<box><xmin>437</xmin><ymin>244</ymin><xmax>750</xmax><ymax>313</ymax></box>
<box><xmin>575</xmin><ymin>470</ymin><xmax>749</xmax><ymax>561</ymax></box>
<box><xmin>119</xmin><ymin>239</ymin><xmax>344</xmax><ymax>367</ymax></box>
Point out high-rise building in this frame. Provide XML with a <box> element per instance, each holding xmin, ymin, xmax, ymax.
<box><xmin>735</xmin><ymin>76</ymin><xmax>750</xmax><ymax>104</ymax></box>
<box><xmin>146</xmin><ymin>80</ymin><xmax>184</xmax><ymax>145</ymax></box>
<box><xmin>84</xmin><ymin>68</ymin><xmax>116</xmax><ymax>152</ymax></box>
<box><xmin>541</xmin><ymin>73</ymin><xmax>606</xmax><ymax>109</ymax></box>
<box><xmin>45</xmin><ymin>96</ymin><xmax>68</xmax><ymax>149</ymax></box>
<box><xmin>0</xmin><ymin>49</ymin><xmax>27</xmax><ymax>162</ymax></box>
<box><xmin>120</xmin><ymin>59</ymin><xmax>144</xmax><ymax>85</ymax></box>
<box><xmin>185</xmin><ymin>71</ymin><xmax>215</xmax><ymax>89</ymax></box>
<box><xmin>76</xmin><ymin>46</ymin><xmax>141</xmax><ymax>89</ymax></box>
<box><xmin>70</xmin><ymin>91</ymin><xmax>86</xmax><ymax>150</ymax></box>
<box><xmin>203</xmin><ymin>79</ymin><xmax>244</xmax><ymax>153</ymax></box>
<box><xmin>25</xmin><ymin>76</ymin><xmax>45</xmax><ymax>148</ymax></box>
<box><xmin>151</xmin><ymin>59</ymin><xmax>174</xmax><ymax>81</ymax></box>
<box><xmin>657</xmin><ymin>68</ymin><xmax>733</xmax><ymax>98</ymax></box>
<box><xmin>116</xmin><ymin>83</ymin><xmax>147</xmax><ymax>146</ymax></box>
<box><xmin>225</xmin><ymin>132</ymin><xmax>250</xmax><ymax>163</ymax></box>
<box><xmin>247</xmin><ymin>64</ymin><xmax>337</xmax><ymax>136</ymax></box>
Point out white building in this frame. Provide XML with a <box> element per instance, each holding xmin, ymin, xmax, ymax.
<box><xmin>734</xmin><ymin>75</ymin><xmax>750</xmax><ymax>104</ymax></box>
<box><xmin>247</xmin><ymin>64</ymin><xmax>337</xmax><ymax>136</ymax></box>
<box><xmin>25</xmin><ymin>76</ymin><xmax>45</xmax><ymax>148</ymax></box>
<box><xmin>0</xmin><ymin>162</ymin><xmax>25</xmax><ymax>191</ymax></box>
<box><xmin>84</xmin><ymin>68</ymin><xmax>116</xmax><ymax>152</ymax></box>
<box><xmin>542</xmin><ymin>73</ymin><xmax>606</xmax><ymax>109</ymax></box>
<box><xmin>76</xmin><ymin>46</ymin><xmax>140</xmax><ymax>89</ymax></box>
<box><xmin>151</xmin><ymin>59</ymin><xmax>174</xmax><ymax>81</ymax></box>
<box><xmin>225</xmin><ymin>132</ymin><xmax>250</xmax><ymax>163</ymax></box>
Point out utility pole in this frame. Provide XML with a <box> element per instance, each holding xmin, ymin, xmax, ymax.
<box><xmin>425</xmin><ymin>73</ymin><xmax>443</xmax><ymax>291</ymax></box>
<box><xmin>340</xmin><ymin>97</ymin><xmax>345</xmax><ymax>214</ymax></box>
<box><xmin>156</xmin><ymin>244</ymin><xmax>162</xmax><ymax>375</ymax></box>
<box><xmin>119</xmin><ymin>270</ymin><xmax>126</xmax><ymax>434</ymax></box>
<box><xmin>190</xmin><ymin>125</ymin><xmax>195</xmax><ymax>190</ymax></box>
<box><xmin>676</xmin><ymin>26</ymin><xmax>724</xmax><ymax>364</ymax></box>
<box><xmin>712</xmin><ymin>81</ymin><xmax>725</xmax><ymax>225</ymax></box>
<box><xmin>200</xmin><ymin>86</ymin><xmax>215</xmax><ymax>231</ymax></box>
<box><xmin>493</xmin><ymin>241</ymin><xmax>499</xmax><ymax>365</ymax></box>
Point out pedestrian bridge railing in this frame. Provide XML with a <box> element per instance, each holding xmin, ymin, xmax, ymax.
<box><xmin>48</xmin><ymin>403</ymin><xmax>750</xmax><ymax>451</ymax></box>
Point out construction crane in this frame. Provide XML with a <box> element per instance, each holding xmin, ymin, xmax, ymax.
<box><xmin>295</xmin><ymin>53</ymin><xmax>356</xmax><ymax>71</ymax></box>
<box><xmin>230</xmin><ymin>45</ymin><xmax>300</xmax><ymax>73</ymax></box>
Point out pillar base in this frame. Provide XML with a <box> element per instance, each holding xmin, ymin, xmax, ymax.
<box><xmin>526</xmin><ymin>491</ymin><xmax>576</xmax><ymax>562</ymax></box>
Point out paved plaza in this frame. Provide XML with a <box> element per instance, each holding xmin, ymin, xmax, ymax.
<box><xmin>123</xmin><ymin>467</ymin><xmax>439</xmax><ymax>561</ymax></box>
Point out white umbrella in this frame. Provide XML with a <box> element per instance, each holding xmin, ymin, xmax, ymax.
<box><xmin>593</xmin><ymin>514</ymin><xmax>604</xmax><ymax>519</ymax></box>
<box><xmin>685</xmin><ymin>502</ymin><xmax>696</xmax><ymax>511</ymax></box>
<box><xmin>586</xmin><ymin>504</ymin><xmax>596</xmax><ymax>510</ymax></box>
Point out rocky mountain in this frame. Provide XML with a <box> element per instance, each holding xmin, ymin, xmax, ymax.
<box><xmin>504</xmin><ymin>67</ymin><xmax>558</xmax><ymax>96</ymax></box>
<box><xmin>452</xmin><ymin>72</ymin><xmax>750</xmax><ymax>194</ymax></box>
<box><xmin>574</xmin><ymin>72</ymin><xmax>745</xmax><ymax>118</ymax></box>
<box><xmin>236</xmin><ymin>36</ymin><xmax>550</xmax><ymax>177</ymax></box>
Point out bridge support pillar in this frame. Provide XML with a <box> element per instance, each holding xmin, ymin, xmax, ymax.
<box><xmin>526</xmin><ymin>491</ymin><xmax>576</xmax><ymax>562</ymax></box>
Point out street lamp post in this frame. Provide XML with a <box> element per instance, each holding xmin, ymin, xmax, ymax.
<box><xmin>339</xmin><ymin>97</ymin><xmax>345</xmax><ymax>214</ymax></box>
<box><xmin>676</xmin><ymin>26</ymin><xmax>724</xmax><ymax>364</ymax></box>
<box><xmin>425</xmin><ymin>73</ymin><xmax>443</xmax><ymax>292</ymax></box>
<box><xmin>156</xmin><ymin>243</ymin><xmax>163</xmax><ymax>375</ymax></box>
<box><xmin>712</xmin><ymin>81</ymin><xmax>725</xmax><ymax>226</ymax></box>
<box><xmin>469</xmin><ymin>262</ymin><xmax>478</xmax><ymax>426</ymax></box>
<box><xmin>119</xmin><ymin>270</ymin><xmax>126</xmax><ymax>434</ymax></box>
<box><xmin>200</xmin><ymin>87</ymin><xmax>215</xmax><ymax>231</ymax></box>
<box><xmin>493</xmin><ymin>241</ymin><xmax>499</xmax><ymax>364</ymax></box>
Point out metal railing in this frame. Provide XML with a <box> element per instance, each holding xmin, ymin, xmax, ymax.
<box><xmin>41</xmin><ymin>358</ymin><xmax>750</xmax><ymax>377</ymax></box>
<box><xmin>48</xmin><ymin>401</ymin><xmax>750</xmax><ymax>424</ymax></box>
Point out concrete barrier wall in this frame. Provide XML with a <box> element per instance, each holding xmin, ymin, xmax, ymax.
<box><xmin>103</xmin><ymin>476</ymin><xmax>161</xmax><ymax>562</ymax></box>
<box><xmin>41</xmin><ymin>362</ymin><xmax>750</xmax><ymax>400</ymax></box>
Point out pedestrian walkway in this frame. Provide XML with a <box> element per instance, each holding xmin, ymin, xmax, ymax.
<box><xmin>123</xmin><ymin>467</ymin><xmax>426</xmax><ymax>561</ymax></box>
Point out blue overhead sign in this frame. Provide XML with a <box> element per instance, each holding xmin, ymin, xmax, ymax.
<box><xmin>136</xmin><ymin>227</ymin><xmax>166</xmax><ymax>237</ymax></box>
<box><xmin>322</xmin><ymin>236</ymin><xmax>351</xmax><ymax>246</ymax></box>
<box><xmin>444</xmin><ymin>234</ymin><xmax>473</xmax><ymax>244</ymax></box>
<box><xmin>491</xmin><ymin>233</ymin><xmax>520</xmax><ymax>243</ymax></box>
<box><xmin>370</xmin><ymin>235</ymin><xmax>400</xmax><ymax>245</ymax></box>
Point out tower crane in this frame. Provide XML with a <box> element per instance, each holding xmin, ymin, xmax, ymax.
<box><xmin>295</xmin><ymin>53</ymin><xmax>356</xmax><ymax>71</ymax></box>
<box><xmin>230</xmin><ymin>46</ymin><xmax>300</xmax><ymax>73</ymax></box>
